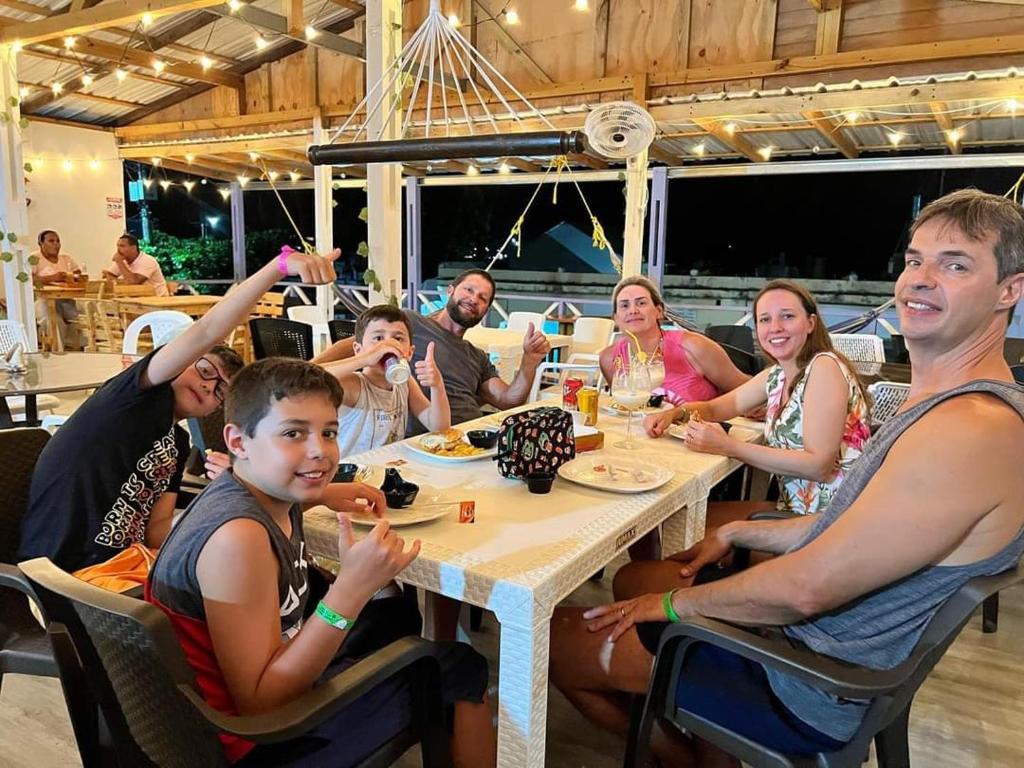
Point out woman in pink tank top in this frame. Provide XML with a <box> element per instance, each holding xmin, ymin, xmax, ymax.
<box><xmin>599</xmin><ymin>276</ymin><xmax>750</xmax><ymax>405</ymax></box>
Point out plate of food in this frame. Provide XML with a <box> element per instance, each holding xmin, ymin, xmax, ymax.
<box><xmin>599</xmin><ymin>397</ymin><xmax>673</xmax><ymax>417</ymax></box>
<box><xmin>404</xmin><ymin>427</ymin><xmax>498</xmax><ymax>463</ymax></box>
<box><xmin>557</xmin><ymin>456</ymin><xmax>673</xmax><ymax>493</ymax></box>
<box><xmin>343</xmin><ymin>483</ymin><xmax>458</xmax><ymax>527</ymax></box>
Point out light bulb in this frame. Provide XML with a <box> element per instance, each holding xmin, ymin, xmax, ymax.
<box><xmin>82</xmin><ymin>73</ymin><xmax>93</xmax><ymax>87</ymax></box>
<box><xmin>228</xmin><ymin>0</ymin><xmax>242</xmax><ymax>10</ymax></box>
<box><xmin>152</xmin><ymin>59</ymin><xmax>165</xmax><ymax>73</ymax></box>
<box><xmin>12</xmin><ymin>41</ymin><xmax>23</xmax><ymax>53</ymax></box>
<box><xmin>237</xmin><ymin>174</ymin><xmax>250</xmax><ymax>187</ymax></box>
<box><xmin>51</xmin><ymin>81</ymin><xmax>63</xmax><ymax>95</ymax></box>
<box><xmin>948</xmin><ymin>128</ymin><xmax>961</xmax><ymax>144</ymax></box>
<box><xmin>248</xmin><ymin>151</ymin><xmax>259</xmax><ymax>162</ymax></box>
<box><xmin>151</xmin><ymin>157</ymin><xmax>162</xmax><ymax>167</ymax></box>
<box><xmin>62</xmin><ymin>159</ymin><xmax>73</xmax><ymax>171</ymax></box>
<box><xmin>63</xmin><ymin>36</ymin><xmax>75</xmax><ymax>49</ymax></box>
<box><xmin>268</xmin><ymin>170</ymin><xmax>279</xmax><ymax>181</ymax></box>
<box><xmin>34</xmin><ymin>157</ymin><xmax>43</xmax><ymax>168</ymax></box>
<box><xmin>141</xmin><ymin>12</ymin><xmax>153</xmax><ymax>28</ymax></box>
<box><xmin>1007</xmin><ymin>99</ymin><xmax>1020</xmax><ymax>112</ymax></box>
<box><xmin>143</xmin><ymin>178</ymin><xmax>153</xmax><ymax>189</ymax></box>
<box><xmin>18</xmin><ymin>86</ymin><xmax>29</xmax><ymax>98</ymax></box>
<box><xmin>447</xmin><ymin>13</ymin><xmax>459</xmax><ymax>27</ymax></box>
<box><xmin>89</xmin><ymin>159</ymin><xmax>99</xmax><ymax>170</ymax></box>
<box><xmin>724</xmin><ymin>122</ymin><xmax>737</xmax><ymax>135</ymax></box>
<box><xmin>289</xmin><ymin>171</ymin><xmax>301</xmax><ymax>182</ymax></box>
<box><xmin>159</xmin><ymin>180</ymin><xmax>171</xmax><ymax>190</ymax></box>
<box><xmin>115</xmin><ymin>68</ymin><xmax>127</xmax><ymax>81</ymax></box>
<box><xmin>201</xmin><ymin>178</ymin><xmax>207</xmax><ymax>185</ymax></box>
<box><xmin>183</xmin><ymin>180</ymin><xmax>195</xmax><ymax>191</ymax></box>
<box><xmin>200</xmin><ymin>55</ymin><xmax>213</xmax><ymax>70</ymax></box>
<box><xmin>574</xmin><ymin>0</ymin><xmax>589</xmax><ymax>10</ymax></box>
<box><xmin>185</xmin><ymin>153</ymin><xmax>195</xmax><ymax>164</ymax></box>
<box><xmin>757</xmin><ymin>146</ymin><xmax>773</xmax><ymax>160</ymax></box>
<box><xmin>466</xmin><ymin>163</ymin><xmax>479</xmax><ymax>176</ymax></box>
<box><xmin>505</xmin><ymin>8</ymin><xmax>520</xmax><ymax>24</ymax></box>
<box><xmin>499</xmin><ymin>161</ymin><xmax>511</xmax><ymax>174</ymax></box>
<box><xmin>255</xmin><ymin>35</ymin><xmax>268</xmax><ymax>51</ymax></box>
<box><xmin>692</xmin><ymin>142</ymin><xmax>705</xmax><ymax>156</ymax></box>
<box><xmin>219</xmin><ymin>187</ymin><xmax>231</xmax><ymax>199</ymax></box>
<box><xmin>304</xmin><ymin>25</ymin><xmax>319</xmax><ymax>40</ymax></box>
<box><xmin>845</xmin><ymin>111</ymin><xmax>860</xmax><ymax>123</ymax></box>
<box><xmin>889</xmin><ymin>131</ymin><xmax>905</xmax><ymax>147</ymax></box>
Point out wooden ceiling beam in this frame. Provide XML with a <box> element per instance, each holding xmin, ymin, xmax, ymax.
<box><xmin>0</xmin><ymin>0</ymin><xmax>53</xmax><ymax>16</ymax></box>
<box><xmin>151</xmin><ymin>156</ymin><xmax>236</xmax><ymax>181</ymax></box>
<box><xmin>567</xmin><ymin>152</ymin><xmax>608</xmax><ymax>170</ymax></box>
<box><xmin>504</xmin><ymin>157</ymin><xmax>542</xmax><ymax>172</ymax></box>
<box><xmin>471</xmin><ymin>0</ymin><xmax>552</xmax><ymax>85</ymax></box>
<box><xmin>20</xmin><ymin>81</ymin><xmax>143</xmax><ymax>108</ymax></box>
<box><xmin>929</xmin><ymin>102</ymin><xmax>963</xmax><ymax>154</ymax></box>
<box><xmin>691</xmin><ymin>118</ymin><xmax>765</xmax><ymax>162</ymax></box>
<box><xmin>0</xmin><ymin>0</ymin><xmax>228</xmax><ymax>45</ymax></box>
<box><xmin>326</xmin><ymin>0</ymin><xmax>364</xmax><ymax>12</ymax></box>
<box><xmin>119</xmin><ymin>134</ymin><xmax>309</xmax><ymax>158</ymax></box>
<box><xmin>102</xmin><ymin>25</ymin><xmax>240</xmax><ymax>67</ymax></box>
<box><xmin>814</xmin><ymin>0</ymin><xmax>843</xmax><ymax>55</ymax></box>
<box><xmin>209</xmin><ymin>2</ymin><xmax>364</xmax><ymax>59</ymax></box>
<box><xmin>647</xmin><ymin>143</ymin><xmax>683</xmax><ymax>166</ymax></box>
<box><xmin>802</xmin><ymin>110</ymin><xmax>859</xmax><ymax>159</ymax></box>
<box><xmin>115</xmin><ymin>107</ymin><xmax>318</xmax><ymax>140</ymax></box>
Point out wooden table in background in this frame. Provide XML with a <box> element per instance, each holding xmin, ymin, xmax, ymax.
<box><xmin>114</xmin><ymin>294</ymin><xmax>222</xmax><ymax>319</ymax></box>
<box><xmin>34</xmin><ymin>285</ymin><xmax>87</xmax><ymax>352</ymax></box>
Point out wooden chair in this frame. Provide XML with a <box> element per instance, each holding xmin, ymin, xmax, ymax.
<box><xmin>252</xmin><ymin>291</ymin><xmax>286</xmax><ymax>318</ymax></box>
<box><xmin>112</xmin><ymin>285</ymin><xmax>157</xmax><ymax>298</ymax></box>
<box><xmin>78</xmin><ymin>299</ymin><xmax>125</xmax><ymax>353</ymax></box>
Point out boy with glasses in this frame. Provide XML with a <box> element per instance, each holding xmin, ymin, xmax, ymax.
<box><xmin>20</xmin><ymin>247</ymin><xmax>345</xmax><ymax>572</ymax></box>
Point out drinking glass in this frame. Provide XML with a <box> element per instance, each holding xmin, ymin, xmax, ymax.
<box><xmin>611</xmin><ymin>364</ymin><xmax>652</xmax><ymax>450</ymax></box>
<box><xmin>645</xmin><ymin>355</ymin><xmax>666</xmax><ymax>390</ymax></box>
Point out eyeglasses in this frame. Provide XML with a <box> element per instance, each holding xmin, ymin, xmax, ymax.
<box><xmin>194</xmin><ymin>356</ymin><xmax>228</xmax><ymax>403</ymax></box>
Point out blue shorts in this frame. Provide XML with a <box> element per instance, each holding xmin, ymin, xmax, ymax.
<box><xmin>671</xmin><ymin>642</ymin><xmax>846</xmax><ymax>757</ymax></box>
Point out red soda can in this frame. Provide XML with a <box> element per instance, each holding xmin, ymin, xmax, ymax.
<box><xmin>562</xmin><ymin>377</ymin><xmax>584</xmax><ymax>409</ymax></box>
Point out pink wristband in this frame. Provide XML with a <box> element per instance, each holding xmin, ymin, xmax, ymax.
<box><xmin>277</xmin><ymin>245</ymin><xmax>295</xmax><ymax>276</ymax></box>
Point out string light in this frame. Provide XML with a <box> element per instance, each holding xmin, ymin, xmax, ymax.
<box><xmin>115</xmin><ymin>68</ymin><xmax>127</xmax><ymax>82</ymax></box>
<box><xmin>289</xmin><ymin>170</ymin><xmax>301</xmax><ymax>181</ymax></box>
<box><xmin>152</xmin><ymin>59</ymin><xmax>166</xmax><ymax>73</ymax></box>
<box><xmin>81</xmin><ymin>73</ymin><xmax>93</xmax><ymax>87</ymax></box>
<box><xmin>304</xmin><ymin>25</ymin><xmax>319</xmax><ymax>40</ymax></box>
<box><xmin>63</xmin><ymin>36</ymin><xmax>76</xmax><ymax>50</ymax></box>
<box><xmin>219</xmin><ymin>187</ymin><xmax>231</xmax><ymax>199</ymax></box>
<box><xmin>268</xmin><ymin>170</ymin><xmax>279</xmax><ymax>181</ymax></box>
<box><xmin>143</xmin><ymin>178</ymin><xmax>154</xmax><ymax>188</ymax></box>
<box><xmin>185</xmin><ymin>153</ymin><xmax>195</xmax><ymax>164</ymax></box>
<box><xmin>51</xmin><ymin>81</ymin><xmax>63</xmax><ymax>95</ymax></box>
<box><xmin>466</xmin><ymin>163</ymin><xmax>479</xmax><ymax>176</ymax></box>
<box><xmin>183</xmin><ymin>180</ymin><xmax>196</xmax><ymax>191</ymax></box>
<box><xmin>18</xmin><ymin>86</ymin><xmax>29</xmax><ymax>99</ymax></box>
<box><xmin>724</xmin><ymin>122</ymin><xmax>737</xmax><ymax>135</ymax></box>
<box><xmin>159</xmin><ymin>180</ymin><xmax>171</xmax><ymax>190</ymax></box>
<box><xmin>447</xmin><ymin>13</ymin><xmax>459</xmax><ymax>27</ymax></box>
<box><xmin>141</xmin><ymin>12</ymin><xmax>154</xmax><ymax>28</ymax></box>
<box><xmin>254</xmin><ymin>35</ymin><xmax>269</xmax><ymax>51</ymax></box>
<box><xmin>499</xmin><ymin>161</ymin><xmax>511</xmax><ymax>174</ymax></box>
<box><xmin>845</xmin><ymin>111</ymin><xmax>860</xmax><ymax>123</ymax></box>
<box><xmin>504</xmin><ymin>8</ymin><xmax>520</xmax><ymax>24</ymax></box>
<box><xmin>248</xmin><ymin>151</ymin><xmax>259</xmax><ymax>162</ymax></box>
<box><xmin>33</xmin><ymin>157</ymin><xmax>43</xmax><ymax>169</ymax></box>
<box><xmin>200</xmin><ymin>55</ymin><xmax>213</xmax><ymax>70</ymax></box>
<box><xmin>692</xmin><ymin>142</ymin><xmax>705</xmax><ymax>156</ymax></box>
<box><xmin>889</xmin><ymin>131</ymin><xmax>906</xmax><ymax>147</ymax></box>
<box><xmin>228</xmin><ymin>0</ymin><xmax>242</xmax><ymax>10</ymax></box>
<box><xmin>1007</xmin><ymin>99</ymin><xmax>1019</xmax><ymax>113</ymax></box>
<box><xmin>89</xmin><ymin>159</ymin><xmax>100</xmax><ymax>170</ymax></box>
<box><xmin>237</xmin><ymin>174</ymin><xmax>250</xmax><ymax>187</ymax></box>
<box><xmin>947</xmin><ymin>128</ymin><xmax>961</xmax><ymax>144</ymax></box>
<box><xmin>151</xmin><ymin>157</ymin><xmax>162</xmax><ymax>166</ymax></box>
<box><xmin>757</xmin><ymin>146</ymin><xmax>774</xmax><ymax>160</ymax></box>
<box><xmin>573</xmin><ymin>0</ymin><xmax>589</xmax><ymax>10</ymax></box>
<box><xmin>62</xmin><ymin>159</ymin><xmax>73</xmax><ymax>171</ymax></box>
<box><xmin>12</xmin><ymin>41</ymin><xmax>23</xmax><ymax>54</ymax></box>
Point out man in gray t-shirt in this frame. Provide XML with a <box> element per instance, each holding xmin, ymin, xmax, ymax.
<box><xmin>314</xmin><ymin>269</ymin><xmax>551</xmax><ymax>429</ymax></box>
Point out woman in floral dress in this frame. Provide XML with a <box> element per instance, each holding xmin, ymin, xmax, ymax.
<box><xmin>643</xmin><ymin>279</ymin><xmax>871</xmax><ymax>528</ymax></box>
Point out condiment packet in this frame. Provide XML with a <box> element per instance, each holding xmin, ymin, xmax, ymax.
<box><xmin>458</xmin><ymin>501</ymin><xmax>476</xmax><ymax>524</ymax></box>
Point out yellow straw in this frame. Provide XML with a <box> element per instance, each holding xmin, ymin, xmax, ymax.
<box><xmin>622</xmin><ymin>328</ymin><xmax>647</xmax><ymax>364</ymax></box>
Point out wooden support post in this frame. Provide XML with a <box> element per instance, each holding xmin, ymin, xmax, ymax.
<box><xmin>691</xmin><ymin>118</ymin><xmax>765</xmax><ymax>162</ymax></box>
<box><xmin>1</xmin><ymin>45</ymin><xmax>38</xmax><ymax>349</ymax></box>
<box><xmin>622</xmin><ymin>149</ymin><xmax>649</xmax><ymax>278</ymax></box>
<box><xmin>802</xmin><ymin>110</ymin><xmax>859</xmax><ymax>158</ymax></box>
<box><xmin>365</xmin><ymin>0</ymin><xmax>403</xmax><ymax>305</ymax></box>
<box><xmin>286</xmin><ymin>0</ymin><xmax>304</xmax><ymax>38</ymax></box>
<box><xmin>313</xmin><ymin>112</ymin><xmax>334</xmax><ymax>322</ymax></box>
<box><xmin>814</xmin><ymin>0</ymin><xmax>843</xmax><ymax>56</ymax></box>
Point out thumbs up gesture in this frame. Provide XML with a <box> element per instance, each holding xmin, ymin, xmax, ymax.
<box><xmin>414</xmin><ymin>340</ymin><xmax>443</xmax><ymax>389</ymax></box>
<box><xmin>522</xmin><ymin>321</ymin><xmax>551</xmax><ymax>365</ymax></box>
<box><xmin>334</xmin><ymin>513</ymin><xmax>421</xmax><ymax>604</ymax></box>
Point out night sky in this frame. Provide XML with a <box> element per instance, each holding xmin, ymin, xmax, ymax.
<box><xmin>126</xmin><ymin>163</ymin><xmax>1023</xmax><ymax>283</ymax></box>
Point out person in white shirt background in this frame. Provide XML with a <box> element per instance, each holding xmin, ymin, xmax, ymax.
<box><xmin>102</xmin><ymin>233</ymin><xmax>169</xmax><ymax>296</ymax></box>
<box><xmin>31</xmin><ymin>229</ymin><xmax>83</xmax><ymax>347</ymax></box>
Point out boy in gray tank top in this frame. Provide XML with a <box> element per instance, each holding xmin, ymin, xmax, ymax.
<box><xmin>549</xmin><ymin>189</ymin><xmax>1024</xmax><ymax>763</ymax></box>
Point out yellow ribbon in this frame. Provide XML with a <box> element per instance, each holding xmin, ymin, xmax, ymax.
<box><xmin>591</xmin><ymin>216</ymin><xmax>609</xmax><ymax>253</ymax></box>
<box><xmin>509</xmin><ymin>215</ymin><xmax>525</xmax><ymax>260</ymax></box>
<box><xmin>551</xmin><ymin>156</ymin><xmax>569</xmax><ymax>205</ymax></box>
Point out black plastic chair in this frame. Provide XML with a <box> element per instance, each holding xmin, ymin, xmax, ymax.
<box><xmin>625</xmin><ymin>564</ymin><xmax>1023</xmax><ymax>768</ymax></box>
<box><xmin>21</xmin><ymin>557</ymin><xmax>452</xmax><ymax>768</ymax></box>
<box><xmin>328</xmin><ymin>319</ymin><xmax>357</xmax><ymax>344</ymax></box>
<box><xmin>1012</xmin><ymin>364</ymin><xmax>1024</xmax><ymax>386</ymax></box>
<box><xmin>249</xmin><ymin>318</ymin><xmax>315</xmax><ymax>360</ymax></box>
<box><xmin>704</xmin><ymin>325</ymin><xmax>764</xmax><ymax>375</ymax></box>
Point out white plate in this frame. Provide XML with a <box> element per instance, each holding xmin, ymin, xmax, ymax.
<box><xmin>600</xmin><ymin>401</ymin><xmax>671</xmax><ymax>417</ymax></box>
<box><xmin>404</xmin><ymin>433</ymin><xmax>498</xmax><ymax>463</ymax></box>
<box><xmin>557</xmin><ymin>456</ymin><xmax>674</xmax><ymax>493</ymax></box>
<box><xmin>346</xmin><ymin>484</ymin><xmax>456</xmax><ymax>526</ymax></box>
<box><xmin>667</xmin><ymin>424</ymin><xmax>689</xmax><ymax>441</ymax></box>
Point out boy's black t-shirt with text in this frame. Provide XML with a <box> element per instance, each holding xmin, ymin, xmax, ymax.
<box><xmin>19</xmin><ymin>351</ymin><xmax>190</xmax><ymax>571</ymax></box>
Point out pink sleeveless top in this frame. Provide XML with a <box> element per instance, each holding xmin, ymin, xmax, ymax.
<box><xmin>610</xmin><ymin>330</ymin><xmax>720</xmax><ymax>405</ymax></box>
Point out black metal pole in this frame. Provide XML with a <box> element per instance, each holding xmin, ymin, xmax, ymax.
<box><xmin>307</xmin><ymin>130</ymin><xmax>587</xmax><ymax>165</ymax></box>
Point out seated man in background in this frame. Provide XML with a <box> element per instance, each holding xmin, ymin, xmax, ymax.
<box><xmin>18</xmin><ymin>248</ymin><xmax>343</xmax><ymax>573</ymax></box>
<box><xmin>549</xmin><ymin>188</ymin><xmax>1024</xmax><ymax>767</ymax></box>
<box><xmin>102</xmin><ymin>233</ymin><xmax>169</xmax><ymax>296</ymax></box>
<box><xmin>314</xmin><ymin>269</ymin><xmax>550</xmax><ymax>431</ymax></box>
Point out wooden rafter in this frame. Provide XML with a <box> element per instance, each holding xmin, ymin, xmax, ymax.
<box><xmin>0</xmin><ymin>0</ymin><xmax>53</xmax><ymax>16</ymax></box>
<box><xmin>20</xmin><ymin>47</ymin><xmax>186</xmax><ymax>89</ymax></box>
<box><xmin>156</xmin><ymin>156</ymin><xmax>236</xmax><ymax>181</ymax></box>
<box><xmin>0</xmin><ymin>0</ymin><xmax>229</xmax><ymax>45</ymax></box>
<box><xmin>929</xmin><ymin>102</ymin><xmax>962</xmax><ymax>154</ymax></box>
<box><xmin>802</xmin><ymin>110</ymin><xmax>859</xmax><ymax>159</ymax></box>
<box><xmin>647</xmin><ymin>143</ymin><xmax>683</xmax><ymax>166</ymax></box>
<box><xmin>210</xmin><ymin>3</ymin><xmax>364</xmax><ymax>59</ymax></box>
<box><xmin>814</xmin><ymin>0</ymin><xmax>843</xmax><ymax>56</ymax></box>
<box><xmin>567</xmin><ymin>152</ymin><xmax>608</xmax><ymax>170</ymax></box>
<box><xmin>691</xmin><ymin>118</ymin><xmax>764</xmax><ymax>162</ymax></box>
<box><xmin>473</xmin><ymin>0</ymin><xmax>552</xmax><ymax>84</ymax></box>
<box><xmin>503</xmin><ymin>157</ymin><xmax>542</xmax><ymax>172</ymax></box>
<box><xmin>327</xmin><ymin>0</ymin><xmax>364</xmax><ymax>12</ymax></box>
<box><xmin>102</xmin><ymin>26</ymin><xmax>241</xmax><ymax>67</ymax></box>
<box><xmin>807</xmin><ymin>0</ymin><xmax>825</xmax><ymax>10</ymax></box>
<box><xmin>20</xmin><ymin>81</ymin><xmax>144</xmax><ymax>109</ymax></box>
<box><xmin>119</xmin><ymin>134</ymin><xmax>309</xmax><ymax>158</ymax></box>
<box><xmin>115</xmin><ymin>107</ymin><xmax>320</xmax><ymax>140</ymax></box>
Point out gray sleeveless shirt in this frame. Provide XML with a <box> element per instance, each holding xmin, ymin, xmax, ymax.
<box><xmin>767</xmin><ymin>380</ymin><xmax>1024</xmax><ymax>741</ymax></box>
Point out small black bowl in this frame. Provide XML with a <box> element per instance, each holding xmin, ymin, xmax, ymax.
<box><xmin>466</xmin><ymin>429</ymin><xmax>498</xmax><ymax>449</ymax></box>
<box><xmin>526</xmin><ymin>471</ymin><xmax>555</xmax><ymax>494</ymax></box>
<box><xmin>647</xmin><ymin>394</ymin><xmax>665</xmax><ymax>408</ymax></box>
<box><xmin>333</xmin><ymin>463</ymin><xmax>359</xmax><ymax>483</ymax></box>
<box><xmin>384</xmin><ymin>481</ymin><xmax>420</xmax><ymax>509</ymax></box>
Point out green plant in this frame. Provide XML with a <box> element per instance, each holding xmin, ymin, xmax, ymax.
<box><xmin>0</xmin><ymin>221</ymin><xmax>29</xmax><ymax>283</ymax></box>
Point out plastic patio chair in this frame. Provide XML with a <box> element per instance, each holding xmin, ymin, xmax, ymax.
<box><xmin>829</xmin><ymin>333</ymin><xmax>886</xmax><ymax>363</ymax></box>
<box><xmin>528</xmin><ymin>361</ymin><xmax>601</xmax><ymax>403</ymax></box>
<box><xmin>571</xmin><ymin>317</ymin><xmax>615</xmax><ymax>357</ymax></box>
<box><xmin>122</xmin><ymin>311</ymin><xmax>194</xmax><ymax>354</ymax></box>
<box><xmin>0</xmin><ymin>319</ymin><xmax>61</xmax><ymax>420</ymax></box>
<box><xmin>625</xmin><ymin>563</ymin><xmax>1023</xmax><ymax>768</ymax></box>
<box><xmin>507</xmin><ymin>311</ymin><xmax>546</xmax><ymax>333</ymax></box>
<box><xmin>328</xmin><ymin>319</ymin><xmax>357</xmax><ymax>343</ymax></box>
<box><xmin>249</xmin><ymin>318</ymin><xmax>316</xmax><ymax>361</ymax></box>
<box><xmin>704</xmin><ymin>325</ymin><xmax>763</xmax><ymax>376</ymax></box>
<box><xmin>21</xmin><ymin>557</ymin><xmax>453</xmax><ymax>768</ymax></box>
<box><xmin>867</xmin><ymin>381</ymin><xmax>911</xmax><ymax>425</ymax></box>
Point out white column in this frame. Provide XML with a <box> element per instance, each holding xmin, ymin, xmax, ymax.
<box><xmin>0</xmin><ymin>45</ymin><xmax>37</xmax><ymax>349</ymax></box>
<box><xmin>621</xmin><ymin>148</ymin><xmax>649</xmax><ymax>278</ymax></box>
<box><xmin>312</xmin><ymin>112</ymin><xmax>334</xmax><ymax>322</ymax></box>
<box><xmin>365</xmin><ymin>0</ymin><xmax>403</xmax><ymax>305</ymax></box>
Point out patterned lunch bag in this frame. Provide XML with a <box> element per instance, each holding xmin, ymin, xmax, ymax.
<box><xmin>496</xmin><ymin>407</ymin><xmax>576</xmax><ymax>479</ymax></box>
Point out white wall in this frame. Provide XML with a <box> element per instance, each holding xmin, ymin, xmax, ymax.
<box><xmin>23</xmin><ymin>120</ymin><xmax>125</xmax><ymax>276</ymax></box>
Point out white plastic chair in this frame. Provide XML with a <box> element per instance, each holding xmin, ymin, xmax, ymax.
<box><xmin>867</xmin><ymin>381</ymin><xmax>911</xmax><ymax>425</ymax></box>
<box><xmin>507</xmin><ymin>311</ymin><xmax>546</xmax><ymax>333</ymax></box>
<box><xmin>528</xmin><ymin>361</ymin><xmax>601</xmax><ymax>403</ymax></box>
<box><xmin>287</xmin><ymin>305</ymin><xmax>331</xmax><ymax>355</ymax></box>
<box><xmin>122</xmin><ymin>311</ymin><xmax>194</xmax><ymax>354</ymax></box>
<box><xmin>571</xmin><ymin>317</ymin><xmax>615</xmax><ymax>357</ymax></box>
<box><xmin>0</xmin><ymin>319</ymin><xmax>60</xmax><ymax>420</ymax></box>
<box><xmin>829</xmin><ymin>333</ymin><xmax>886</xmax><ymax>363</ymax></box>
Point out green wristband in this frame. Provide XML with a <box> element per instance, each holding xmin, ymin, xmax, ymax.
<box><xmin>315</xmin><ymin>600</ymin><xmax>357</xmax><ymax>631</ymax></box>
<box><xmin>662</xmin><ymin>589</ymin><xmax>682</xmax><ymax>623</ymax></box>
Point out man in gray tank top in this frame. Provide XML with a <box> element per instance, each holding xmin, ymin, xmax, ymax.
<box><xmin>549</xmin><ymin>189</ymin><xmax>1024</xmax><ymax>763</ymax></box>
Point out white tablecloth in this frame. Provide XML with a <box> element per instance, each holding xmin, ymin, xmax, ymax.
<box><xmin>304</xmin><ymin>407</ymin><xmax>762</xmax><ymax>768</ymax></box>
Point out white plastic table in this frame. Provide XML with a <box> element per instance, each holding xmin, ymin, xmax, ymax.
<box><xmin>463</xmin><ymin>326</ymin><xmax>573</xmax><ymax>382</ymax></box>
<box><xmin>304</xmin><ymin>408</ymin><xmax>762</xmax><ymax>768</ymax></box>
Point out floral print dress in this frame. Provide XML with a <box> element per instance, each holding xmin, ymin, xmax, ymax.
<box><xmin>764</xmin><ymin>352</ymin><xmax>871</xmax><ymax>515</ymax></box>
